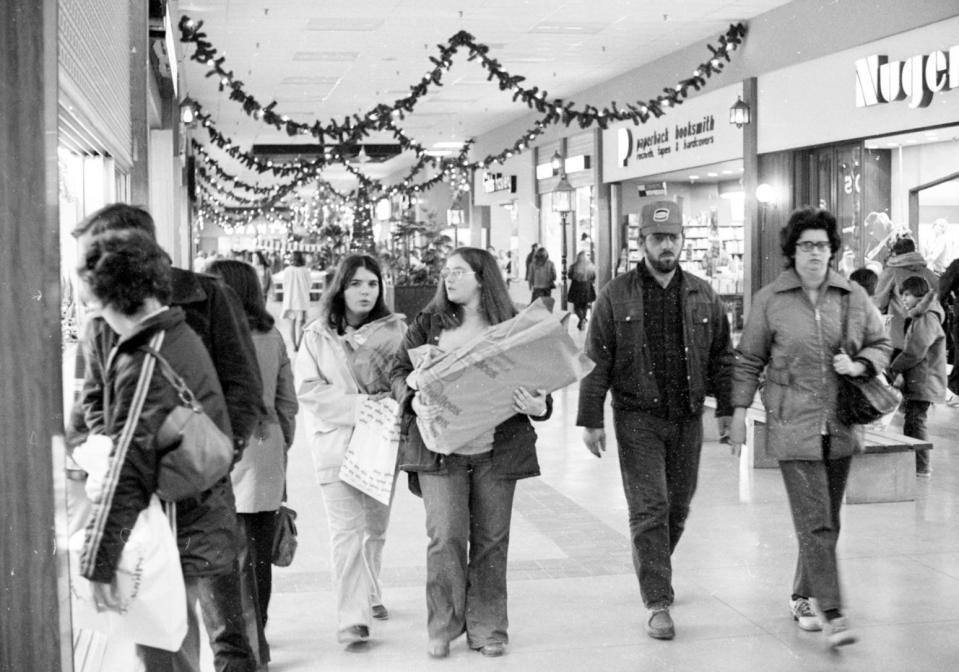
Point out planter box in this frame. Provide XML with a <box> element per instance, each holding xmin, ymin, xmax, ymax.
<box><xmin>393</xmin><ymin>284</ymin><xmax>437</xmax><ymax>319</ymax></box>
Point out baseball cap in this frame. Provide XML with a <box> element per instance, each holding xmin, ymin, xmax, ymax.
<box><xmin>640</xmin><ymin>200</ymin><xmax>683</xmax><ymax>236</ymax></box>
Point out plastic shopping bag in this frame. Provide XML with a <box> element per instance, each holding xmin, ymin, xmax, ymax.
<box><xmin>339</xmin><ymin>397</ymin><xmax>401</xmax><ymax>505</ymax></box>
<box><xmin>70</xmin><ymin>495</ymin><xmax>187</xmax><ymax>651</ymax></box>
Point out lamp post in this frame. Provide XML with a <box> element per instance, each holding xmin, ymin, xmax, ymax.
<box><xmin>551</xmin><ymin>163</ymin><xmax>575</xmax><ymax>311</ymax></box>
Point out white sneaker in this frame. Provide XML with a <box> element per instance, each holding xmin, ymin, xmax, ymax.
<box><xmin>789</xmin><ymin>597</ymin><xmax>822</xmax><ymax>631</ymax></box>
<box><xmin>824</xmin><ymin>616</ymin><xmax>858</xmax><ymax>648</ymax></box>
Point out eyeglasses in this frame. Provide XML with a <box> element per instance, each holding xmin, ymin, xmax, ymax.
<box><xmin>795</xmin><ymin>241</ymin><xmax>831</xmax><ymax>253</ymax></box>
<box><xmin>440</xmin><ymin>268</ymin><xmax>475</xmax><ymax>280</ymax></box>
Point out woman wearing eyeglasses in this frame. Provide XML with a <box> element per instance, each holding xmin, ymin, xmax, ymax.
<box><xmin>390</xmin><ymin>247</ymin><xmax>552</xmax><ymax>659</ymax></box>
<box><xmin>728</xmin><ymin>207</ymin><xmax>890</xmax><ymax>649</ymax></box>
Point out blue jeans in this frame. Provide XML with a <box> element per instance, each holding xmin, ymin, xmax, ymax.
<box><xmin>137</xmin><ymin>571</ymin><xmax>256</xmax><ymax>672</ymax></box>
<box><xmin>613</xmin><ymin>410</ymin><xmax>703</xmax><ymax>608</ymax></box>
<box><xmin>903</xmin><ymin>399</ymin><xmax>931</xmax><ymax>473</ymax></box>
<box><xmin>779</xmin><ymin>437</ymin><xmax>851</xmax><ymax>613</ymax></box>
<box><xmin>418</xmin><ymin>452</ymin><xmax>516</xmax><ymax>648</ymax></box>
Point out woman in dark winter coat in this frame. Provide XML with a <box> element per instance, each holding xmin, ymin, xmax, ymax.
<box><xmin>76</xmin><ymin>229</ymin><xmax>251</xmax><ymax>671</ymax></box>
<box><xmin>728</xmin><ymin>208</ymin><xmax>890</xmax><ymax>649</ymax></box>
<box><xmin>566</xmin><ymin>250</ymin><xmax>597</xmax><ymax>330</ymax></box>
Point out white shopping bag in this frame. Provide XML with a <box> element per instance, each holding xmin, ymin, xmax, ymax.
<box><xmin>339</xmin><ymin>397</ymin><xmax>401</xmax><ymax>505</ymax></box>
<box><xmin>70</xmin><ymin>495</ymin><xmax>188</xmax><ymax>651</ymax></box>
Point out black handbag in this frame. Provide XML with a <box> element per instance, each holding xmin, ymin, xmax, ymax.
<box><xmin>272</xmin><ymin>502</ymin><xmax>298</xmax><ymax>567</ymax></box>
<box><xmin>837</xmin><ymin>296</ymin><xmax>901</xmax><ymax>425</ymax></box>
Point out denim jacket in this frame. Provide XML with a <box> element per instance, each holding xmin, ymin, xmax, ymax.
<box><xmin>389</xmin><ymin>309</ymin><xmax>553</xmax><ymax>487</ymax></box>
<box><xmin>576</xmin><ymin>263</ymin><xmax>734</xmax><ymax>427</ymax></box>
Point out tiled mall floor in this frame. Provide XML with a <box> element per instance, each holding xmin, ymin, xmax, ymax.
<box><xmin>260</xmin><ymin>312</ymin><xmax>959</xmax><ymax>672</ymax></box>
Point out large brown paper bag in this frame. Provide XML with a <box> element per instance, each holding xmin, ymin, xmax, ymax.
<box><xmin>410</xmin><ymin>299</ymin><xmax>594</xmax><ymax>454</ymax></box>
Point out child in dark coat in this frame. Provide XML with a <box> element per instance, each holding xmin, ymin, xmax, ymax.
<box><xmin>889</xmin><ymin>275</ymin><xmax>947</xmax><ymax>477</ymax></box>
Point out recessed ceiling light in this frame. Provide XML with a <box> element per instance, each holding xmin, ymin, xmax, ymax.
<box><xmin>689</xmin><ymin>175</ymin><xmax>700</xmax><ymax>180</ymax></box>
<box><xmin>424</xmin><ymin>150</ymin><xmax>453</xmax><ymax>157</ymax></box>
<box><xmin>707</xmin><ymin>172</ymin><xmax>718</xmax><ymax>177</ymax></box>
<box><xmin>722</xmin><ymin>170</ymin><xmax>732</xmax><ymax>174</ymax></box>
<box><xmin>529</xmin><ymin>21</ymin><xmax>608</xmax><ymax>35</ymax></box>
<box><xmin>280</xmin><ymin>76</ymin><xmax>340</xmax><ymax>86</ymax></box>
<box><xmin>305</xmin><ymin>18</ymin><xmax>383</xmax><ymax>31</ymax></box>
<box><xmin>433</xmin><ymin>141</ymin><xmax>465</xmax><ymax>149</ymax></box>
<box><xmin>292</xmin><ymin>52</ymin><xmax>358</xmax><ymax>62</ymax></box>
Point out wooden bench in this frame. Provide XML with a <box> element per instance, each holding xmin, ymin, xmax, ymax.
<box><xmin>740</xmin><ymin>398</ymin><xmax>931</xmax><ymax>504</ymax></box>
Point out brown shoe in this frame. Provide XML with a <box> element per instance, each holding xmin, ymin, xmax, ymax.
<box><xmin>478</xmin><ymin>642</ymin><xmax>505</xmax><ymax>657</ymax></box>
<box><xmin>645</xmin><ymin>607</ymin><xmax>675</xmax><ymax>640</ymax></box>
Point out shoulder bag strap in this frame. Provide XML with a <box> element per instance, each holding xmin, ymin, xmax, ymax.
<box><xmin>140</xmin><ymin>344</ymin><xmax>202</xmax><ymax>412</ymax></box>
<box><xmin>80</xmin><ymin>330</ymin><xmax>164</xmax><ymax>577</ymax></box>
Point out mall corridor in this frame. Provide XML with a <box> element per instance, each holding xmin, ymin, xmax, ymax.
<box><xmin>248</xmin><ymin>318</ymin><xmax>959</xmax><ymax>672</ymax></box>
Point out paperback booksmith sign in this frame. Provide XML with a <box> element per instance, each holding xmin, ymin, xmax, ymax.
<box><xmin>602</xmin><ymin>85</ymin><xmax>742</xmax><ymax>183</ymax></box>
<box><xmin>855</xmin><ymin>44</ymin><xmax>959</xmax><ymax>109</ymax></box>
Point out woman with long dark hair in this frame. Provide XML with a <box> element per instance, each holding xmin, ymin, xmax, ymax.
<box><xmin>567</xmin><ymin>250</ymin><xmax>597</xmax><ymax>330</ymax></box>
<box><xmin>253</xmin><ymin>251</ymin><xmax>273</xmax><ymax>302</ymax></box>
<box><xmin>390</xmin><ymin>247</ymin><xmax>552</xmax><ymax>659</ymax></box>
<box><xmin>206</xmin><ymin>259</ymin><xmax>298</xmax><ymax>656</ymax></box>
<box><xmin>295</xmin><ymin>254</ymin><xmax>407</xmax><ymax>647</ymax></box>
<box><xmin>529</xmin><ymin>246</ymin><xmax>557</xmax><ymax>302</ymax></box>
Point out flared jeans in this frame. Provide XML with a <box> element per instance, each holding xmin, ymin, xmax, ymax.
<box><xmin>418</xmin><ymin>452</ymin><xmax>516</xmax><ymax>649</ymax></box>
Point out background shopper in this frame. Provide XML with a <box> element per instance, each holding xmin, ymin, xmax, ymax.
<box><xmin>566</xmin><ymin>250</ymin><xmax>597</xmax><ymax>330</ymax></box>
<box><xmin>207</xmin><ymin>259</ymin><xmax>299</xmax><ymax>654</ymax></box>
<box><xmin>889</xmin><ymin>275</ymin><xmax>947</xmax><ymax>477</ymax></box>
<box><xmin>282</xmin><ymin>251</ymin><xmax>313</xmax><ymax>351</ymax></box>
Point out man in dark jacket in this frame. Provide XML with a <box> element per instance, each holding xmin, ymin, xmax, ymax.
<box><xmin>70</xmin><ymin>203</ymin><xmax>263</xmax><ymax>672</ymax></box>
<box><xmin>577</xmin><ymin>200</ymin><xmax>734</xmax><ymax>641</ymax></box>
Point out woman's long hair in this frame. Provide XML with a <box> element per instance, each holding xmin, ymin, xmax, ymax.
<box><xmin>206</xmin><ymin>259</ymin><xmax>275</xmax><ymax>333</ymax></box>
<box><xmin>320</xmin><ymin>254</ymin><xmax>391</xmax><ymax>335</ymax></box>
<box><xmin>427</xmin><ymin>247</ymin><xmax>517</xmax><ymax>327</ymax></box>
<box><xmin>570</xmin><ymin>250</ymin><xmax>594</xmax><ymax>280</ymax></box>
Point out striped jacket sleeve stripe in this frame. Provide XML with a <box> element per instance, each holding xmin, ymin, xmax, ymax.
<box><xmin>79</xmin><ymin>331</ymin><xmax>164</xmax><ymax>579</ymax></box>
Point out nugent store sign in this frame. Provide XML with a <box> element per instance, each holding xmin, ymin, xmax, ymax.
<box><xmin>855</xmin><ymin>45</ymin><xmax>959</xmax><ymax>109</ymax></box>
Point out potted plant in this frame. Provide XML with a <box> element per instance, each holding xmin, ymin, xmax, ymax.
<box><xmin>390</xmin><ymin>209</ymin><xmax>453</xmax><ymax>318</ymax></box>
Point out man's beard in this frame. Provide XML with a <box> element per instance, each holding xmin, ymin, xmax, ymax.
<box><xmin>648</xmin><ymin>254</ymin><xmax>678</xmax><ymax>274</ymax></box>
